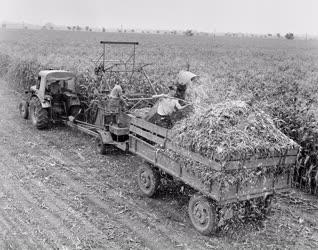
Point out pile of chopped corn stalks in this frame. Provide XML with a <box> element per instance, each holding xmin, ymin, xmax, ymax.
<box><xmin>170</xmin><ymin>100</ymin><xmax>298</xmax><ymax>161</ymax></box>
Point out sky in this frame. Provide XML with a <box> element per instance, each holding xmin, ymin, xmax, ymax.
<box><xmin>1</xmin><ymin>0</ymin><xmax>317</xmax><ymax>34</ymax></box>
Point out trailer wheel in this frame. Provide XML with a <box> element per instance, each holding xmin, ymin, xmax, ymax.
<box><xmin>19</xmin><ymin>100</ymin><xmax>29</xmax><ymax>119</ymax></box>
<box><xmin>96</xmin><ymin>135</ymin><xmax>107</xmax><ymax>155</ymax></box>
<box><xmin>188</xmin><ymin>194</ymin><xmax>218</xmax><ymax>235</ymax></box>
<box><xmin>137</xmin><ymin>164</ymin><xmax>160</xmax><ymax>197</ymax></box>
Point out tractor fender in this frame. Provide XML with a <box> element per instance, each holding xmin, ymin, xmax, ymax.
<box><xmin>97</xmin><ymin>130</ymin><xmax>113</xmax><ymax>144</ymax></box>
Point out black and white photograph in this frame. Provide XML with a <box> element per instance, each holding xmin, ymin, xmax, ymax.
<box><xmin>0</xmin><ymin>0</ymin><xmax>318</xmax><ymax>249</ymax></box>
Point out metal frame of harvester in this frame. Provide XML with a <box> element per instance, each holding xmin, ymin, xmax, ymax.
<box><xmin>93</xmin><ymin>41</ymin><xmax>157</xmax><ymax>95</ymax></box>
<box><xmin>94</xmin><ymin>41</ymin><xmax>138</xmax><ymax>85</ymax></box>
<box><xmin>67</xmin><ymin>41</ymin><xmax>155</xmax><ymax>153</ymax></box>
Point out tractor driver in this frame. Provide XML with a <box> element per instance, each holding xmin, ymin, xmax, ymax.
<box><xmin>48</xmin><ymin>81</ymin><xmax>61</xmax><ymax>95</ymax></box>
<box><xmin>48</xmin><ymin>81</ymin><xmax>63</xmax><ymax>103</ymax></box>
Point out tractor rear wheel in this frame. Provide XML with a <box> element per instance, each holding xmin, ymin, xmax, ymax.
<box><xmin>19</xmin><ymin>101</ymin><xmax>29</xmax><ymax>119</ymax></box>
<box><xmin>29</xmin><ymin>97</ymin><xmax>49</xmax><ymax>129</ymax></box>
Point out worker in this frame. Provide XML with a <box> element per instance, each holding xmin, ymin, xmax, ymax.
<box><xmin>148</xmin><ymin>85</ymin><xmax>190</xmax><ymax>128</ymax></box>
<box><xmin>48</xmin><ymin>80</ymin><xmax>65</xmax><ymax>103</ymax></box>
<box><xmin>109</xmin><ymin>83</ymin><xmax>124</xmax><ymax>99</ymax></box>
<box><xmin>107</xmin><ymin>83</ymin><xmax>128</xmax><ymax>125</ymax></box>
<box><xmin>175</xmin><ymin>70</ymin><xmax>198</xmax><ymax>100</ymax></box>
<box><xmin>108</xmin><ymin>83</ymin><xmax>128</xmax><ymax>112</ymax></box>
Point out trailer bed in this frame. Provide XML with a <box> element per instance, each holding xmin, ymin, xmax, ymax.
<box><xmin>129</xmin><ymin>115</ymin><xmax>298</xmax><ymax>205</ymax></box>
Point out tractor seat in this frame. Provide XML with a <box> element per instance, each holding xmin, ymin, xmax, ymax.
<box><xmin>52</xmin><ymin>93</ymin><xmax>65</xmax><ymax>103</ymax></box>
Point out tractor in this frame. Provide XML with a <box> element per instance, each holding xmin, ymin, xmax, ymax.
<box><xmin>19</xmin><ymin>70</ymin><xmax>81</xmax><ymax>129</ymax></box>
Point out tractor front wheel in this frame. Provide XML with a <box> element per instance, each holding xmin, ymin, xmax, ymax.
<box><xmin>29</xmin><ymin>97</ymin><xmax>49</xmax><ymax>129</ymax></box>
<box><xmin>19</xmin><ymin>101</ymin><xmax>29</xmax><ymax>119</ymax></box>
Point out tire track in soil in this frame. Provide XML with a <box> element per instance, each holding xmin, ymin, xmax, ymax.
<box><xmin>24</xmin><ymin>179</ymin><xmax>123</xmax><ymax>249</ymax></box>
<box><xmin>46</xmin><ymin>163</ymin><xmax>210</xmax><ymax>250</ymax></box>
<box><xmin>15</xmin><ymin>168</ymin><xmax>143</xmax><ymax>250</ymax></box>
<box><xmin>0</xmin><ymin>212</ymin><xmax>36</xmax><ymax>250</ymax></box>
<box><xmin>0</xmin><ymin>184</ymin><xmax>43</xmax><ymax>250</ymax></box>
<box><xmin>0</xmin><ymin>144</ymin><xmax>140</xmax><ymax>250</ymax></box>
<box><xmin>0</xmin><ymin>187</ymin><xmax>61</xmax><ymax>250</ymax></box>
<box><xmin>0</xmin><ymin>129</ymin><xmax>185</xmax><ymax>249</ymax></box>
<box><xmin>0</xmin><ymin>169</ymin><xmax>76</xmax><ymax>249</ymax></box>
<box><xmin>20</xmin><ymin>140</ymin><xmax>213</xmax><ymax>250</ymax></box>
<box><xmin>0</xmin><ymin>140</ymin><xmax>184</xmax><ymax>250</ymax></box>
<box><xmin>0</xmin><ymin>208</ymin><xmax>55</xmax><ymax>250</ymax></box>
<box><xmin>33</xmin><ymin>140</ymin><xmax>215</xmax><ymax>249</ymax></box>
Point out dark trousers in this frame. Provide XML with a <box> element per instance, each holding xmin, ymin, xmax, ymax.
<box><xmin>148</xmin><ymin>113</ymin><xmax>173</xmax><ymax>129</ymax></box>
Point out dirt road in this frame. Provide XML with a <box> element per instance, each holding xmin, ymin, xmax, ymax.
<box><xmin>1</xmin><ymin>80</ymin><xmax>318</xmax><ymax>250</ymax></box>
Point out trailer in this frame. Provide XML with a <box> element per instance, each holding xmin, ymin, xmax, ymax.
<box><xmin>66</xmin><ymin>109</ymin><xmax>299</xmax><ymax>235</ymax></box>
<box><xmin>128</xmin><ymin>115</ymin><xmax>299</xmax><ymax>235</ymax></box>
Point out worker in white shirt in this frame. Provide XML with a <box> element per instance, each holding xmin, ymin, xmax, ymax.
<box><xmin>148</xmin><ymin>85</ymin><xmax>190</xmax><ymax>128</ymax></box>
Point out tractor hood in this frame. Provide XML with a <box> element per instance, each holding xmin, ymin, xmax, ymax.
<box><xmin>39</xmin><ymin>70</ymin><xmax>75</xmax><ymax>82</ymax></box>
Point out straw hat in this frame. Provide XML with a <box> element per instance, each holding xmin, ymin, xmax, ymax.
<box><xmin>176</xmin><ymin>70</ymin><xmax>198</xmax><ymax>85</ymax></box>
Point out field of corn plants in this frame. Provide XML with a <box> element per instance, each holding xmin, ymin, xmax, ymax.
<box><xmin>1</xmin><ymin>29</ymin><xmax>318</xmax><ymax>248</ymax></box>
<box><xmin>1</xmin><ymin>29</ymin><xmax>318</xmax><ymax>194</ymax></box>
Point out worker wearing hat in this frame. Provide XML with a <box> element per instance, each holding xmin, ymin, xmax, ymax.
<box><xmin>175</xmin><ymin>70</ymin><xmax>198</xmax><ymax>100</ymax></box>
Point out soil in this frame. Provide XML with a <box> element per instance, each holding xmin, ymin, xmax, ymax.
<box><xmin>1</xmin><ymin>79</ymin><xmax>318</xmax><ymax>249</ymax></box>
